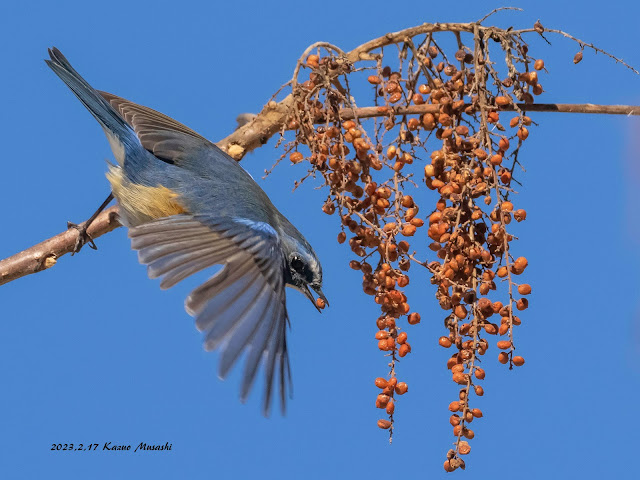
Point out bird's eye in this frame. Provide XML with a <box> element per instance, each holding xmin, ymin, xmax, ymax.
<box><xmin>290</xmin><ymin>256</ymin><xmax>305</xmax><ymax>272</ymax></box>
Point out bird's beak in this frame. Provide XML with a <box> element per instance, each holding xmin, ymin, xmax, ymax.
<box><xmin>304</xmin><ymin>285</ymin><xmax>329</xmax><ymax>312</ymax></box>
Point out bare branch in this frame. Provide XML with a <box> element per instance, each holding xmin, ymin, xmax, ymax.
<box><xmin>332</xmin><ymin>102</ymin><xmax>640</xmax><ymax>120</ymax></box>
<box><xmin>0</xmin><ymin>206</ymin><xmax>120</xmax><ymax>286</ymax></box>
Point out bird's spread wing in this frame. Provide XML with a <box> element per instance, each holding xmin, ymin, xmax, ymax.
<box><xmin>98</xmin><ymin>91</ymin><xmax>213</xmax><ymax>163</ymax></box>
<box><xmin>128</xmin><ymin>214</ymin><xmax>292</xmax><ymax>416</ymax></box>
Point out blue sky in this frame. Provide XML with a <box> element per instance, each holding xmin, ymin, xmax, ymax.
<box><xmin>1</xmin><ymin>0</ymin><xmax>639</xmax><ymax>478</ymax></box>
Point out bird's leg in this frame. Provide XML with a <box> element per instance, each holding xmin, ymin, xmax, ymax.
<box><xmin>67</xmin><ymin>193</ymin><xmax>114</xmax><ymax>255</ymax></box>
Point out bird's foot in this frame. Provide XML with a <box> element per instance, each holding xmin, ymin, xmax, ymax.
<box><xmin>67</xmin><ymin>221</ymin><xmax>98</xmax><ymax>255</ymax></box>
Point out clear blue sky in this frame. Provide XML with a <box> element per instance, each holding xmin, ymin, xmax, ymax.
<box><xmin>1</xmin><ymin>1</ymin><xmax>639</xmax><ymax>478</ymax></box>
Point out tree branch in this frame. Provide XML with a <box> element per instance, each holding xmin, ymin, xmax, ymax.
<box><xmin>4</xmin><ymin>16</ymin><xmax>639</xmax><ymax>287</ymax></box>
<box><xmin>0</xmin><ymin>206</ymin><xmax>120</xmax><ymax>286</ymax></box>
<box><xmin>332</xmin><ymin>102</ymin><xmax>640</xmax><ymax>120</ymax></box>
<box><xmin>2</xmin><ymin>98</ymin><xmax>638</xmax><ymax>287</ymax></box>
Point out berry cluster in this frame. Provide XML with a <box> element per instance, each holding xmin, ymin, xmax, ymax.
<box><xmin>278</xmin><ymin>25</ymin><xmax>542</xmax><ymax>466</ymax></box>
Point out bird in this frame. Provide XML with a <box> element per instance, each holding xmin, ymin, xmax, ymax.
<box><xmin>45</xmin><ymin>47</ymin><xmax>327</xmax><ymax>416</ymax></box>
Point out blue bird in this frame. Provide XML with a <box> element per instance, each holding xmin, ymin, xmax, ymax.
<box><xmin>45</xmin><ymin>47</ymin><xmax>327</xmax><ymax>416</ymax></box>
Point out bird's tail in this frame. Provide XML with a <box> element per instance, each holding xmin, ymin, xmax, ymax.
<box><xmin>45</xmin><ymin>47</ymin><xmax>141</xmax><ymax>165</ymax></box>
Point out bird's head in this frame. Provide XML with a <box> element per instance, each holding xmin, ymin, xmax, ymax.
<box><xmin>281</xmin><ymin>235</ymin><xmax>327</xmax><ymax>312</ymax></box>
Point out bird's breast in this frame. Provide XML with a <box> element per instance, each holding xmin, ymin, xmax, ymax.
<box><xmin>106</xmin><ymin>166</ymin><xmax>187</xmax><ymax>226</ymax></box>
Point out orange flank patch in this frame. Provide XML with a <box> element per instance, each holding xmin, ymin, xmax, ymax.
<box><xmin>106</xmin><ymin>167</ymin><xmax>186</xmax><ymax>224</ymax></box>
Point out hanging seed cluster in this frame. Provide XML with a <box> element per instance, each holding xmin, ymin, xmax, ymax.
<box><xmin>273</xmin><ymin>23</ymin><xmax>547</xmax><ymax>469</ymax></box>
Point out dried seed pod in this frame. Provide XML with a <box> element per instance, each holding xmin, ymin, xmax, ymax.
<box><xmin>573</xmin><ymin>51</ymin><xmax>583</xmax><ymax>64</ymax></box>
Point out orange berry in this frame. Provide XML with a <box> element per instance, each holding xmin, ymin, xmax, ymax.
<box><xmin>490</xmin><ymin>154</ymin><xmax>503</xmax><ymax>166</ymax></box>
<box><xmin>398</xmin><ymin>343</ymin><xmax>410</xmax><ymax>357</ymax></box>
<box><xmin>497</xmin><ymin>340</ymin><xmax>512</xmax><ymax>350</ymax></box>
<box><xmin>408</xmin><ymin>313</ymin><xmax>421</xmax><ymax>325</ymax></box>
<box><xmin>474</xmin><ymin>385</ymin><xmax>484</xmax><ymax>396</ymax></box>
<box><xmin>497</xmin><ymin>266</ymin><xmax>508</xmax><ymax>278</ymax></box>
<box><xmin>454</xmin><ymin>305</ymin><xmax>468</xmax><ymax>319</ymax></box>
<box><xmin>447</xmin><ymin>357</ymin><xmax>459</xmax><ymax>369</ymax></box>
<box><xmin>498</xmin><ymin>352</ymin><xmax>509</xmax><ymax>364</ymax></box>
<box><xmin>395</xmin><ymin>382</ymin><xmax>408</xmax><ymax>395</ymax></box>
<box><xmin>514</xmin><ymin>257</ymin><xmax>528</xmax><ymax>271</ymax></box>
<box><xmin>518</xmin><ymin>284</ymin><xmax>532</xmax><ymax>295</ymax></box>
<box><xmin>474</xmin><ymin>368</ymin><xmax>486</xmax><ymax>380</ymax></box>
<box><xmin>448</xmin><ymin>401</ymin><xmax>462</xmax><ymax>412</ymax></box>
<box><xmin>439</xmin><ymin>336</ymin><xmax>452</xmax><ymax>348</ymax></box>
<box><xmin>289</xmin><ymin>152</ymin><xmax>304</xmax><ymax>163</ymax></box>
<box><xmin>375</xmin><ymin>377</ymin><xmax>388</xmax><ymax>388</ymax></box>
<box><xmin>516</xmin><ymin>298</ymin><xmax>529</xmax><ymax>310</ymax></box>
<box><xmin>513</xmin><ymin>355</ymin><xmax>525</xmax><ymax>366</ymax></box>
<box><xmin>444</xmin><ymin>460</ymin><xmax>455</xmax><ymax>472</ymax></box>
<box><xmin>368</xmin><ymin>75</ymin><xmax>382</xmax><ymax>84</ymax></box>
<box><xmin>517</xmin><ymin>127</ymin><xmax>529</xmax><ymax>140</ymax></box>
<box><xmin>377</xmin><ymin>419</ymin><xmax>392</xmax><ymax>429</ymax></box>
<box><xmin>484</xmin><ymin>323</ymin><xmax>498</xmax><ymax>335</ymax></box>
<box><xmin>402</xmin><ymin>224</ymin><xmax>417</xmax><ymax>236</ymax></box>
<box><xmin>337</xmin><ymin>232</ymin><xmax>346</xmax><ymax>244</ymax></box>
<box><xmin>495</xmin><ymin>95</ymin><xmax>512</xmax><ymax>106</ymax></box>
<box><xmin>452</xmin><ymin>372</ymin><xmax>467</xmax><ymax>384</ymax></box>
<box><xmin>375</xmin><ymin>330</ymin><xmax>389</xmax><ymax>340</ymax></box>
<box><xmin>316</xmin><ymin>298</ymin><xmax>326</xmax><ymax>309</ymax></box>
<box><xmin>514</xmin><ymin>209</ymin><xmax>527</xmax><ymax>221</ymax></box>
<box><xmin>386</xmin><ymin>400</ymin><xmax>395</xmax><ymax>414</ymax></box>
<box><xmin>534</xmin><ymin>59</ymin><xmax>544</xmax><ymax>70</ymax></box>
<box><xmin>376</xmin><ymin>394</ymin><xmax>390</xmax><ymax>408</ymax></box>
<box><xmin>397</xmin><ymin>332</ymin><xmax>408</xmax><ymax>344</ymax></box>
<box><xmin>458</xmin><ymin>441</ymin><xmax>471</xmax><ymax>455</ymax></box>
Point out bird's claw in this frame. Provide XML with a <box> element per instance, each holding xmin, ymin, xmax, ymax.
<box><xmin>67</xmin><ymin>221</ymin><xmax>98</xmax><ymax>254</ymax></box>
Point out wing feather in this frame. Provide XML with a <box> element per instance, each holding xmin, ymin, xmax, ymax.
<box><xmin>128</xmin><ymin>214</ymin><xmax>292</xmax><ymax>415</ymax></box>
